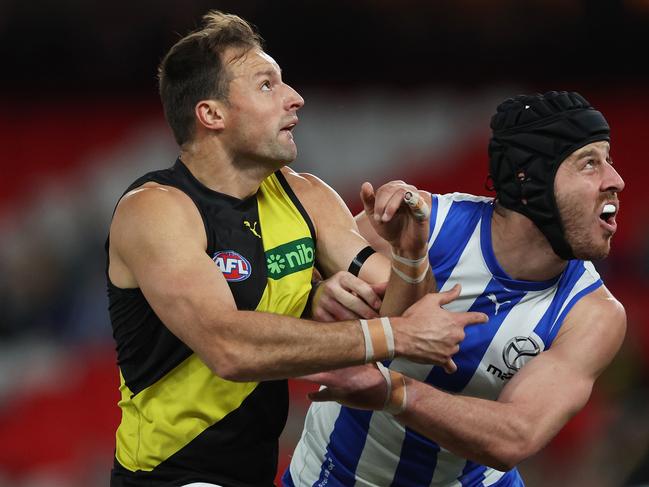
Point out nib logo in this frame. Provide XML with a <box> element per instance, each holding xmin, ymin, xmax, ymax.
<box><xmin>267</xmin><ymin>254</ymin><xmax>287</xmax><ymax>274</ymax></box>
<box><xmin>265</xmin><ymin>237</ymin><xmax>314</xmax><ymax>280</ymax></box>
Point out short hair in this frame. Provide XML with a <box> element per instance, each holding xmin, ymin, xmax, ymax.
<box><xmin>158</xmin><ymin>11</ymin><xmax>263</xmax><ymax>146</ymax></box>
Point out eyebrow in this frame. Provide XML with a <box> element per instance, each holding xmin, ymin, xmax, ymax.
<box><xmin>253</xmin><ymin>68</ymin><xmax>281</xmax><ymax>78</ymax></box>
<box><xmin>574</xmin><ymin>146</ymin><xmax>610</xmax><ymax>159</ymax></box>
<box><xmin>576</xmin><ymin>148</ymin><xmax>597</xmax><ymax>158</ymax></box>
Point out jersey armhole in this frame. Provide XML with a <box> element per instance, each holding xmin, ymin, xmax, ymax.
<box><xmin>274</xmin><ymin>170</ymin><xmax>318</xmax><ymax>246</ymax></box>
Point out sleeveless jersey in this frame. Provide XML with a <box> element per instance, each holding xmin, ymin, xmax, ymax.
<box><xmin>285</xmin><ymin>192</ymin><xmax>602</xmax><ymax>487</ymax></box>
<box><xmin>107</xmin><ymin>159</ymin><xmax>316</xmax><ymax>487</ymax></box>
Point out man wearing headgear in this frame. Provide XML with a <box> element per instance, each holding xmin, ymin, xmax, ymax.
<box><xmin>286</xmin><ymin>91</ymin><xmax>626</xmax><ymax>486</ymax></box>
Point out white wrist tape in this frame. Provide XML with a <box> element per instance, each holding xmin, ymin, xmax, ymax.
<box><xmin>359</xmin><ymin>319</ymin><xmax>373</xmax><ymax>363</ymax></box>
<box><xmin>376</xmin><ymin>362</ymin><xmax>407</xmax><ymax>415</ymax></box>
<box><xmin>392</xmin><ymin>262</ymin><xmax>430</xmax><ymax>284</ymax></box>
<box><xmin>391</xmin><ymin>251</ymin><xmax>428</xmax><ymax>267</ymax></box>
<box><xmin>359</xmin><ymin>317</ymin><xmax>395</xmax><ymax>362</ymax></box>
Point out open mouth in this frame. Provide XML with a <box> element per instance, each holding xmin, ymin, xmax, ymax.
<box><xmin>280</xmin><ymin>121</ymin><xmax>297</xmax><ymax>141</ymax></box>
<box><xmin>281</xmin><ymin>118</ymin><xmax>298</xmax><ymax>132</ymax></box>
<box><xmin>599</xmin><ymin>203</ymin><xmax>618</xmax><ymax>227</ymax></box>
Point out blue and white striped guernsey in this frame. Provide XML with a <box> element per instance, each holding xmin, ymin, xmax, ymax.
<box><xmin>284</xmin><ymin>193</ymin><xmax>603</xmax><ymax>487</ymax></box>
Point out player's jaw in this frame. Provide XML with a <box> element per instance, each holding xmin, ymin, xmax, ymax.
<box><xmin>558</xmin><ymin>192</ymin><xmax>620</xmax><ymax>260</ymax></box>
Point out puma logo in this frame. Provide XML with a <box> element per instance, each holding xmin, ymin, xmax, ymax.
<box><xmin>486</xmin><ymin>293</ymin><xmax>511</xmax><ymax>315</ymax></box>
<box><xmin>244</xmin><ymin>220</ymin><xmax>261</xmax><ymax>239</ymax></box>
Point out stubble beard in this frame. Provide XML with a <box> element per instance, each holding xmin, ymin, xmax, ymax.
<box><xmin>556</xmin><ymin>191</ymin><xmax>611</xmax><ymax>261</ymax></box>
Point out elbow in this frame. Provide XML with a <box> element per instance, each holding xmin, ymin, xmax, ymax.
<box><xmin>482</xmin><ymin>444</ymin><xmax>530</xmax><ymax>472</ymax></box>
<box><xmin>482</xmin><ymin>452</ymin><xmax>521</xmax><ymax>473</ymax></box>
<box><xmin>481</xmin><ymin>421</ymin><xmax>538</xmax><ymax>471</ymax></box>
<box><xmin>203</xmin><ymin>346</ymin><xmax>255</xmax><ymax>382</ymax></box>
<box><xmin>211</xmin><ymin>362</ymin><xmax>249</xmax><ymax>382</ymax></box>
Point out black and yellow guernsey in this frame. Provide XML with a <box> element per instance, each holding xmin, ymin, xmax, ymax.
<box><xmin>107</xmin><ymin>159</ymin><xmax>316</xmax><ymax>487</ymax></box>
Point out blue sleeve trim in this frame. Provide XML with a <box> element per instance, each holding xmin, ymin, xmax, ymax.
<box><xmin>547</xmin><ymin>279</ymin><xmax>603</xmax><ymax>346</ymax></box>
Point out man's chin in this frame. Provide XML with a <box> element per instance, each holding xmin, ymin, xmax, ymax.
<box><xmin>572</xmin><ymin>244</ymin><xmax>611</xmax><ymax>261</ymax></box>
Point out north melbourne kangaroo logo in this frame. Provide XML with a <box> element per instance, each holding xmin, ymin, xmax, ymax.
<box><xmin>486</xmin><ymin>293</ymin><xmax>511</xmax><ymax>315</ymax></box>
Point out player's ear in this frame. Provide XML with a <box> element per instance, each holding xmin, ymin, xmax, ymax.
<box><xmin>195</xmin><ymin>99</ymin><xmax>225</xmax><ymax>131</ymax></box>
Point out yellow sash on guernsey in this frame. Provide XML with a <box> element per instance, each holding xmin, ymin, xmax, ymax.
<box><xmin>115</xmin><ymin>172</ymin><xmax>314</xmax><ymax>472</ymax></box>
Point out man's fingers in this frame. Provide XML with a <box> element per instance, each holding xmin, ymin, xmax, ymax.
<box><xmin>379</xmin><ymin>188</ymin><xmax>408</xmax><ymax>222</ymax></box>
<box><xmin>308</xmin><ymin>387</ymin><xmax>334</xmax><ymax>403</ymax></box>
<box><xmin>311</xmin><ymin>304</ymin><xmax>337</xmax><ymax>323</ymax></box>
<box><xmin>370</xmin><ymin>281</ymin><xmax>388</xmax><ymax>299</ymax></box>
<box><xmin>323</xmin><ymin>296</ymin><xmax>374</xmax><ymax>321</ymax></box>
<box><xmin>360</xmin><ymin>182</ymin><xmax>376</xmax><ymax>218</ymax></box>
<box><xmin>462</xmin><ymin>312</ymin><xmax>489</xmax><ymax>326</ymax></box>
<box><xmin>436</xmin><ymin>283</ymin><xmax>461</xmax><ymax>306</ymax></box>
<box><xmin>443</xmin><ymin>359</ymin><xmax>458</xmax><ymax>374</ymax></box>
<box><xmin>341</xmin><ymin>276</ymin><xmax>383</xmax><ymax>311</ymax></box>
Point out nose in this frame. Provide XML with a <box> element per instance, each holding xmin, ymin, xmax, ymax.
<box><xmin>603</xmin><ymin>162</ymin><xmax>625</xmax><ymax>194</ymax></box>
<box><xmin>284</xmin><ymin>83</ymin><xmax>305</xmax><ymax>111</ymax></box>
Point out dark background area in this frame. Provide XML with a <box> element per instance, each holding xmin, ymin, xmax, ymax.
<box><xmin>2</xmin><ymin>0</ymin><xmax>648</xmax><ymax>95</ymax></box>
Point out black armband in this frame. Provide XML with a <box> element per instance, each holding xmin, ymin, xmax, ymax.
<box><xmin>348</xmin><ymin>246</ymin><xmax>376</xmax><ymax>277</ymax></box>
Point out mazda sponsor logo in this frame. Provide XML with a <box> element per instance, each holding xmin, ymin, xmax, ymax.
<box><xmin>502</xmin><ymin>336</ymin><xmax>541</xmax><ymax>371</ymax></box>
<box><xmin>486</xmin><ymin>335</ymin><xmax>543</xmax><ymax>382</ymax></box>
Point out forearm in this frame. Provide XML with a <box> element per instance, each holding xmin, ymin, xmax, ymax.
<box><xmin>380</xmin><ymin>246</ymin><xmax>435</xmax><ymax>316</ymax></box>
<box><xmin>380</xmin><ymin>266</ymin><xmax>435</xmax><ymax>315</ymax></box>
<box><xmin>196</xmin><ymin>309</ymin><xmax>367</xmax><ymax>381</ymax></box>
<box><xmin>398</xmin><ymin>378</ymin><xmax>535</xmax><ymax>470</ymax></box>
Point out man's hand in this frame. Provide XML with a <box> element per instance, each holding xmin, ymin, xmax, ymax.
<box><xmin>302</xmin><ymin>364</ymin><xmax>388</xmax><ymax>411</ymax></box>
<box><xmin>361</xmin><ymin>181</ymin><xmax>429</xmax><ymax>258</ymax></box>
<box><xmin>393</xmin><ymin>284</ymin><xmax>488</xmax><ymax>373</ymax></box>
<box><xmin>311</xmin><ymin>271</ymin><xmax>387</xmax><ymax>321</ymax></box>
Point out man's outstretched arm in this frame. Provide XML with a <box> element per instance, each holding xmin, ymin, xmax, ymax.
<box><xmin>109</xmin><ymin>182</ymin><xmax>485</xmax><ymax>382</ymax></box>
<box><xmin>306</xmin><ymin>285</ymin><xmax>626</xmax><ymax>470</ymax></box>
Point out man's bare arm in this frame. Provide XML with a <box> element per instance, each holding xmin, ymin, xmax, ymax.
<box><xmin>286</xmin><ymin>170</ymin><xmax>436</xmax><ymax>313</ymax></box>
<box><xmin>307</xmin><ymin>286</ymin><xmax>626</xmax><ymax>470</ymax></box>
<box><xmin>109</xmin><ymin>183</ymin><xmax>484</xmax><ymax>381</ymax></box>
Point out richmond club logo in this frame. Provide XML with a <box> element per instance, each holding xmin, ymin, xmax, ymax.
<box><xmin>212</xmin><ymin>251</ymin><xmax>252</xmax><ymax>282</ymax></box>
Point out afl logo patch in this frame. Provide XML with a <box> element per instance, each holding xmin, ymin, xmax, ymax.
<box><xmin>212</xmin><ymin>251</ymin><xmax>252</xmax><ymax>282</ymax></box>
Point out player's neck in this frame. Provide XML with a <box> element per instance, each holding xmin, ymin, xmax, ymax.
<box><xmin>491</xmin><ymin>205</ymin><xmax>568</xmax><ymax>282</ymax></box>
<box><xmin>179</xmin><ymin>138</ymin><xmax>276</xmax><ymax>200</ymax></box>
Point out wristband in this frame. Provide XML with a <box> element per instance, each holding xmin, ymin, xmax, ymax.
<box><xmin>391</xmin><ymin>262</ymin><xmax>430</xmax><ymax>284</ymax></box>
<box><xmin>376</xmin><ymin>362</ymin><xmax>408</xmax><ymax>415</ymax></box>
<box><xmin>359</xmin><ymin>317</ymin><xmax>395</xmax><ymax>362</ymax></box>
<box><xmin>391</xmin><ymin>251</ymin><xmax>428</xmax><ymax>267</ymax></box>
<box><xmin>348</xmin><ymin>246</ymin><xmax>376</xmax><ymax>277</ymax></box>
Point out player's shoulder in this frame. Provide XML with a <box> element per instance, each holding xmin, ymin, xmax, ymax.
<box><xmin>117</xmin><ymin>182</ymin><xmax>194</xmax><ymax>216</ymax></box>
<box><xmin>552</xmin><ymin>283</ymin><xmax>626</xmax><ymax>375</ymax></box>
<box><xmin>559</xmin><ymin>284</ymin><xmax>626</xmax><ymax>344</ymax></box>
<box><xmin>280</xmin><ymin>166</ymin><xmax>330</xmax><ymax>192</ymax></box>
<box><xmin>279</xmin><ymin>166</ymin><xmax>342</xmax><ymax>204</ymax></box>
<box><xmin>574</xmin><ymin>284</ymin><xmax>626</xmax><ymax>323</ymax></box>
<box><xmin>112</xmin><ymin>182</ymin><xmax>202</xmax><ymax>240</ymax></box>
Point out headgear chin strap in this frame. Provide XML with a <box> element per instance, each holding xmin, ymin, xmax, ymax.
<box><xmin>488</xmin><ymin>91</ymin><xmax>610</xmax><ymax>260</ymax></box>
